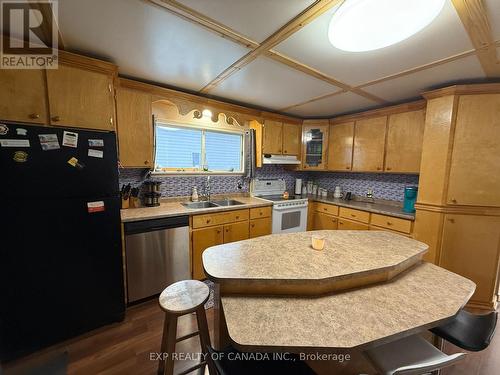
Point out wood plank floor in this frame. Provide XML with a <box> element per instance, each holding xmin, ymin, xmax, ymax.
<box><xmin>2</xmin><ymin>300</ymin><xmax>498</xmax><ymax>375</ymax></box>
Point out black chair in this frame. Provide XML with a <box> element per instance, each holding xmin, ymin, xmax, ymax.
<box><xmin>206</xmin><ymin>345</ymin><xmax>316</xmax><ymax>375</ymax></box>
<box><xmin>430</xmin><ymin>309</ymin><xmax>498</xmax><ymax>352</ymax></box>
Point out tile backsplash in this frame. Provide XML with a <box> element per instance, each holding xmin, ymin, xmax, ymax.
<box><xmin>308</xmin><ymin>172</ymin><xmax>419</xmax><ymax>202</ymax></box>
<box><xmin>119</xmin><ymin>167</ymin><xmax>418</xmax><ymax>202</ymax></box>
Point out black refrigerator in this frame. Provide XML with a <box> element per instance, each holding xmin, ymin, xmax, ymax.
<box><xmin>0</xmin><ymin>122</ymin><xmax>125</xmax><ymax>361</ymax></box>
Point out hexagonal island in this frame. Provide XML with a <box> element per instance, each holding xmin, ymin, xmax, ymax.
<box><xmin>203</xmin><ymin>230</ymin><xmax>429</xmax><ymax>295</ymax></box>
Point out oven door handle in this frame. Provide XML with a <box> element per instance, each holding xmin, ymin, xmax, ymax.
<box><xmin>273</xmin><ymin>204</ymin><xmax>308</xmax><ymax>211</ymax></box>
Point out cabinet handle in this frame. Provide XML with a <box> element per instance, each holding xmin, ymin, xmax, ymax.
<box><xmin>351</xmin><ymin>214</ymin><xmax>356</xmax><ymax>218</ymax></box>
<box><xmin>29</xmin><ymin>113</ymin><xmax>40</xmax><ymax>119</ymax></box>
<box><xmin>339</xmin><ymin>221</ymin><xmax>344</xmax><ymax>225</ymax></box>
<box><xmin>284</xmin><ymin>150</ymin><xmax>287</xmax><ymax>153</ymax></box>
<box><xmin>206</xmin><ymin>219</ymin><xmax>211</xmax><ymax>224</ymax></box>
<box><xmin>450</xmin><ymin>199</ymin><xmax>457</xmax><ymax>204</ymax></box>
<box><xmin>216</xmin><ymin>230</ymin><xmax>221</xmax><ymax>234</ymax></box>
<box><xmin>376</xmin><ymin>167</ymin><xmax>382</xmax><ymax>170</ymax></box>
<box><xmin>387</xmin><ymin>222</ymin><xmax>393</xmax><ymax>226</ymax></box>
<box><xmin>251</xmin><ymin>224</ymin><xmax>255</xmax><ymax>228</ymax></box>
<box><xmin>259</xmin><ymin>212</ymin><xmax>263</xmax><ymax>216</ymax></box>
<box><xmin>278</xmin><ymin>149</ymin><xmax>282</xmax><ymax>153</ymax></box>
<box><xmin>144</xmin><ymin>160</ymin><xmax>149</xmax><ymax>165</ymax></box>
<box><xmin>51</xmin><ymin>116</ymin><xmax>60</xmax><ymax>122</ymax></box>
<box><xmin>225</xmin><ymin>228</ymin><xmax>229</xmax><ymax>233</ymax></box>
<box><xmin>324</xmin><ymin>208</ymin><xmax>328</xmax><ymax>211</ymax></box>
<box><xmin>447</xmin><ymin>218</ymin><xmax>455</xmax><ymax>223</ymax></box>
<box><xmin>346</xmin><ymin>166</ymin><xmax>350</xmax><ymax>170</ymax></box>
<box><xmin>235</xmin><ymin>216</ymin><xmax>240</xmax><ymax>219</ymax></box>
<box><xmin>386</xmin><ymin>167</ymin><xmax>392</xmax><ymax>171</ymax></box>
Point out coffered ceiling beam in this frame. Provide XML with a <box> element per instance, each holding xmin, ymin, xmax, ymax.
<box><xmin>198</xmin><ymin>0</ymin><xmax>343</xmax><ymax>93</ymax></box>
<box><xmin>145</xmin><ymin>0</ymin><xmax>258</xmax><ymax>49</ymax></box>
<box><xmin>451</xmin><ymin>0</ymin><xmax>500</xmax><ymax>76</ymax></box>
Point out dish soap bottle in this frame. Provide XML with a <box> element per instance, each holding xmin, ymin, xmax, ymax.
<box><xmin>191</xmin><ymin>187</ymin><xmax>199</xmax><ymax>202</ymax></box>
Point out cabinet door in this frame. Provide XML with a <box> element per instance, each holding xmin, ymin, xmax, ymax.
<box><xmin>352</xmin><ymin>116</ymin><xmax>387</xmax><ymax>172</ymax></box>
<box><xmin>282</xmin><ymin>123</ymin><xmax>300</xmax><ymax>155</ymax></box>
<box><xmin>46</xmin><ymin>65</ymin><xmax>114</xmax><ymax>130</ymax></box>
<box><xmin>116</xmin><ymin>89</ymin><xmax>153</xmax><ymax>168</ymax></box>
<box><xmin>262</xmin><ymin>120</ymin><xmax>283</xmax><ymax>154</ymax></box>
<box><xmin>0</xmin><ymin>69</ymin><xmax>47</xmax><ymax>124</ymax></box>
<box><xmin>313</xmin><ymin>212</ymin><xmax>338</xmax><ymax>230</ymax></box>
<box><xmin>385</xmin><ymin>110</ymin><xmax>425</xmax><ymax>173</ymax></box>
<box><xmin>328</xmin><ymin>122</ymin><xmax>354</xmax><ymax>171</ymax></box>
<box><xmin>447</xmin><ymin>95</ymin><xmax>500</xmax><ymax>207</ymax></box>
<box><xmin>223</xmin><ymin>221</ymin><xmax>249</xmax><ymax>243</ymax></box>
<box><xmin>302</xmin><ymin>124</ymin><xmax>329</xmax><ymax>170</ymax></box>
<box><xmin>249</xmin><ymin>218</ymin><xmax>272</xmax><ymax>238</ymax></box>
<box><xmin>192</xmin><ymin>226</ymin><xmax>223</xmax><ymax>280</ymax></box>
<box><xmin>338</xmin><ymin>218</ymin><xmax>369</xmax><ymax>230</ymax></box>
<box><xmin>440</xmin><ymin>214</ymin><xmax>500</xmax><ymax>307</ymax></box>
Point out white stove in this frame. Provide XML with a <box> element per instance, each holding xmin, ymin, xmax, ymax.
<box><xmin>250</xmin><ymin>179</ymin><xmax>308</xmax><ymax>233</ymax></box>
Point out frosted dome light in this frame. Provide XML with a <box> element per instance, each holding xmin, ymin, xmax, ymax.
<box><xmin>328</xmin><ymin>0</ymin><xmax>446</xmax><ymax>52</ymax></box>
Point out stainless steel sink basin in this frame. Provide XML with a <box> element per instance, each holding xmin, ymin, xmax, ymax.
<box><xmin>182</xmin><ymin>201</ymin><xmax>219</xmax><ymax>209</ymax></box>
<box><xmin>211</xmin><ymin>199</ymin><xmax>245</xmax><ymax>206</ymax></box>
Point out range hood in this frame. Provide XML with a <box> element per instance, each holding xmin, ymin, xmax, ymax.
<box><xmin>262</xmin><ymin>154</ymin><xmax>301</xmax><ymax>165</ymax></box>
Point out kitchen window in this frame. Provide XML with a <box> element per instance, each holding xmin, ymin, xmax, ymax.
<box><xmin>154</xmin><ymin>123</ymin><xmax>244</xmax><ymax>174</ymax></box>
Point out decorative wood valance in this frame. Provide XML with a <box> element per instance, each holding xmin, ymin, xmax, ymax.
<box><xmin>117</xmin><ymin>77</ymin><xmax>302</xmax><ymax>127</ymax></box>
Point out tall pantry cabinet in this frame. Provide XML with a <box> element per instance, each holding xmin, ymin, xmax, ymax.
<box><xmin>413</xmin><ymin>84</ymin><xmax>500</xmax><ymax>310</ymax></box>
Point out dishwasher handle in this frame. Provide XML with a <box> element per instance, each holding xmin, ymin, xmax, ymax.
<box><xmin>124</xmin><ymin>215</ymin><xmax>189</xmax><ymax>235</ymax></box>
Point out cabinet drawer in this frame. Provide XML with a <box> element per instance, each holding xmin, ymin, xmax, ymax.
<box><xmin>370</xmin><ymin>214</ymin><xmax>412</xmax><ymax>234</ymax></box>
<box><xmin>338</xmin><ymin>218</ymin><xmax>369</xmax><ymax>230</ymax></box>
<box><xmin>250</xmin><ymin>206</ymin><xmax>272</xmax><ymax>219</ymax></box>
<box><xmin>369</xmin><ymin>225</ymin><xmax>411</xmax><ymax>237</ymax></box>
<box><xmin>315</xmin><ymin>203</ymin><xmax>339</xmax><ymax>216</ymax></box>
<box><xmin>339</xmin><ymin>207</ymin><xmax>370</xmax><ymax>223</ymax></box>
<box><xmin>192</xmin><ymin>209</ymin><xmax>249</xmax><ymax>228</ymax></box>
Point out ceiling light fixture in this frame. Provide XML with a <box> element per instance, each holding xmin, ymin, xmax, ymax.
<box><xmin>328</xmin><ymin>0</ymin><xmax>446</xmax><ymax>52</ymax></box>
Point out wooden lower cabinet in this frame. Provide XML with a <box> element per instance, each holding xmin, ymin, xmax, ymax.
<box><xmin>250</xmin><ymin>217</ymin><xmax>272</xmax><ymax>238</ymax></box>
<box><xmin>439</xmin><ymin>214</ymin><xmax>500</xmax><ymax>309</ymax></box>
<box><xmin>313</xmin><ymin>212</ymin><xmax>338</xmax><ymax>230</ymax></box>
<box><xmin>338</xmin><ymin>218</ymin><xmax>369</xmax><ymax>230</ymax></box>
<box><xmin>192</xmin><ymin>225</ymin><xmax>223</xmax><ymax>280</ymax></box>
<box><xmin>224</xmin><ymin>221</ymin><xmax>249</xmax><ymax>243</ymax></box>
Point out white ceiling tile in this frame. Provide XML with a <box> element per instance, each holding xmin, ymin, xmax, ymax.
<box><xmin>362</xmin><ymin>55</ymin><xmax>486</xmax><ymax>102</ymax></box>
<box><xmin>286</xmin><ymin>92</ymin><xmax>378</xmax><ymax>117</ymax></box>
<box><xmin>175</xmin><ymin>0</ymin><xmax>315</xmax><ymax>43</ymax></box>
<box><xmin>210</xmin><ymin>56</ymin><xmax>341</xmax><ymax>110</ymax></box>
<box><xmin>274</xmin><ymin>0</ymin><xmax>474</xmax><ymax>86</ymax></box>
<box><xmin>485</xmin><ymin>0</ymin><xmax>500</xmax><ymax>40</ymax></box>
<box><xmin>58</xmin><ymin>0</ymin><xmax>249</xmax><ymax>91</ymax></box>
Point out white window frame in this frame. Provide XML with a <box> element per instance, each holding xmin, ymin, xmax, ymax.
<box><xmin>152</xmin><ymin>121</ymin><xmax>246</xmax><ymax>175</ymax></box>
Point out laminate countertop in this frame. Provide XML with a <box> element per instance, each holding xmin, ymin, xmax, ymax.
<box><xmin>203</xmin><ymin>230</ymin><xmax>428</xmax><ymax>295</ymax></box>
<box><xmin>120</xmin><ymin>196</ymin><xmax>272</xmax><ymax>223</ymax></box>
<box><xmin>308</xmin><ymin>195</ymin><xmax>415</xmax><ymax>220</ymax></box>
<box><xmin>221</xmin><ymin>262</ymin><xmax>475</xmax><ymax>351</ymax></box>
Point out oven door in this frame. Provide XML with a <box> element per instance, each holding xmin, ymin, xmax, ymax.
<box><xmin>272</xmin><ymin>205</ymin><xmax>308</xmax><ymax>234</ymax></box>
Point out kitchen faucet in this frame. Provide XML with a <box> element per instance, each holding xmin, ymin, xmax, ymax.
<box><xmin>203</xmin><ymin>175</ymin><xmax>211</xmax><ymax>201</ymax></box>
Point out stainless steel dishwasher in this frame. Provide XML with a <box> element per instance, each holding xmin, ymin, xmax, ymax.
<box><xmin>124</xmin><ymin>215</ymin><xmax>190</xmax><ymax>303</ymax></box>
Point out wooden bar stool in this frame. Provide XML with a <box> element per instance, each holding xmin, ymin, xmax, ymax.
<box><xmin>158</xmin><ymin>280</ymin><xmax>215</xmax><ymax>375</ymax></box>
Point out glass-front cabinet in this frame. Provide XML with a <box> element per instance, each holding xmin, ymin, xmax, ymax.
<box><xmin>301</xmin><ymin>121</ymin><xmax>329</xmax><ymax>170</ymax></box>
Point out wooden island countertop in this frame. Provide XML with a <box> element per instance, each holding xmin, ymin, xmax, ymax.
<box><xmin>203</xmin><ymin>230</ymin><xmax>429</xmax><ymax>295</ymax></box>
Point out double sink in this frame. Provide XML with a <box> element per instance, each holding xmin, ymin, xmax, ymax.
<box><xmin>182</xmin><ymin>199</ymin><xmax>244</xmax><ymax>209</ymax></box>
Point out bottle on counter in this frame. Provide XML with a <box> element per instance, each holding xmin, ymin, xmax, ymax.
<box><xmin>191</xmin><ymin>187</ymin><xmax>199</xmax><ymax>202</ymax></box>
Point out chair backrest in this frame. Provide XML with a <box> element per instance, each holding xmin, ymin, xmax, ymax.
<box><xmin>392</xmin><ymin>352</ymin><xmax>466</xmax><ymax>375</ymax></box>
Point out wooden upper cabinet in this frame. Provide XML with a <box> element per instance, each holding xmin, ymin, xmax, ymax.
<box><xmin>46</xmin><ymin>64</ymin><xmax>114</xmax><ymax>130</ymax></box>
<box><xmin>0</xmin><ymin>69</ymin><xmax>47</xmax><ymax>124</ymax></box>
<box><xmin>282</xmin><ymin>123</ymin><xmax>300</xmax><ymax>155</ymax></box>
<box><xmin>116</xmin><ymin>88</ymin><xmax>153</xmax><ymax>168</ymax></box>
<box><xmin>328</xmin><ymin>122</ymin><xmax>354</xmax><ymax>171</ymax></box>
<box><xmin>440</xmin><ymin>214</ymin><xmax>500</xmax><ymax>306</ymax></box>
<box><xmin>302</xmin><ymin>123</ymin><xmax>329</xmax><ymax>170</ymax></box>
<box><xmin>262</xmin><ymin>120</ymin><xmax>282</xmax><ymax>154</ymax></box>
<box><xmin>352</xmin><ymin>116</ymin><xmax>387</xmax><ymax>172</ymax></box>
<box><xmin>447</xmin><ymin>94</ymin><xmax>500</xmax><ymax>207</ymax></box>
<box><xmin>385</xmin><ymin>110</ymin><xmax>425</xmax><ymax>173</ymax></box>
